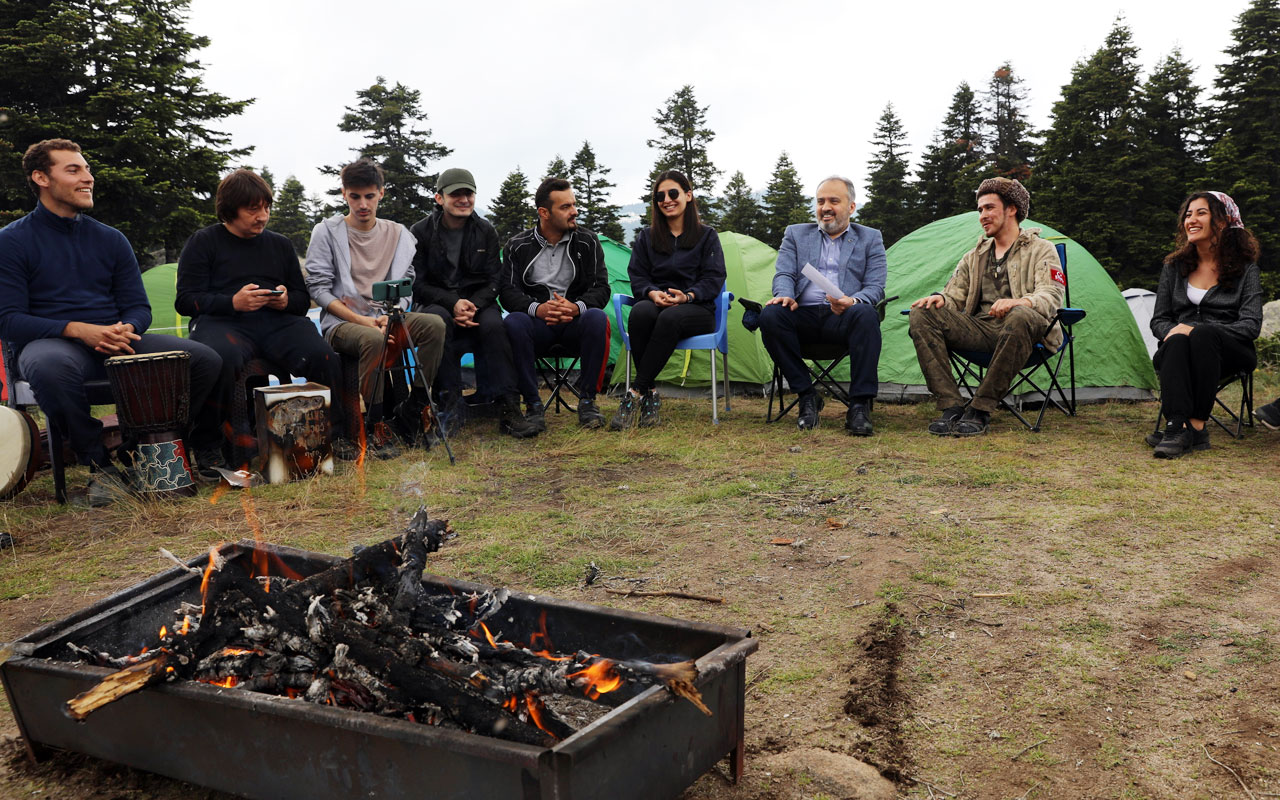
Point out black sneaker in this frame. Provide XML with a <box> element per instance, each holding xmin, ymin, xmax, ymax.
<box><xmin>578</xmin><ymin>398</ymin><xmax>606</xmax><ymax>429</ymax></box>
<box><xmin>1191</xmin><ymin>426</ymin><xmax>1210</xmax><ymax>451</ymax></box>
<box><xmin>952</xmin><ymin>407</ymin><xmax>990</xmax><ymax>437</ymax></box>
<box><xmin>1153</xmin><ymin>422</ymin><xmax>1192</xmax><ymax>459</ymax></box>
<box><xmin>192</xmin><ymin>445</ymin><xmax>229</xmax><ymax>484</ymax></box>
<box><xmin>525</xmin><ymin>401</ymin><xmax>547</xmax><ymax>433</ymax></box>
<box><xmin>797</xmin><ymin>392</ymin><xmax>823</xmax><ymax>431</ymax></box>
<box><xmin>845</xmin><ymin>403</ymin><xmax>873</xmax><ymax>436</ymax></box>
<box><xmin>1255</xmin><ymin>400</ymin><xmax>1280</xmax><ymax>430</ymax></box>
<box><xmin>1144</xmin><ymin>429</ymin><xmax>1164</xmax><ymax>448</ymax></box>
<box><xmin>499</xmin><ymin>396</ymin><xmax>541</xmax><ymax>439</ymax></box>
<box><xmin>638</xmin><ymin>391</ymin><xmax>661</xmax><ymax>427</ymax></box>
<box><xmin>928</xmin><ymin>405</ymin><xmax>965</xmax><ymax>436</ymax></box>
<box><xmin>610</xmin><ymin>391</ymin><xmax>640</xmax><ymax>431</ymax></box>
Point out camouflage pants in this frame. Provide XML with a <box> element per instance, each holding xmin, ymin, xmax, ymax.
<box><xmin>908</xmin><ymin>303</ymin><xmax>1049</xmax><ymax>413</ymax></box>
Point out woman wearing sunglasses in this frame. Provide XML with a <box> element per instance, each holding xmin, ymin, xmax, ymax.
<box><xmin>611</xmin><ymin>170</ymin><xmax>727</xmax><ymax>430</ymax></box>
<box><xmin>1148</xmin><ymin>190</ymin><xmax>1262</xmax><ymax>458</ymax></box>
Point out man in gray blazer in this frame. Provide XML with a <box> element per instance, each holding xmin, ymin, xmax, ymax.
<box><xmin>759</xmin><ymin>176</ymin><xmax>887</xmax><ymax>434</ymax></box>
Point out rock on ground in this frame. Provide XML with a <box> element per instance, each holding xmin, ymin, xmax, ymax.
<box><xmin>756</xmin><ymin>748</ymin><xmax>896</xmax><ymax>800</ymax></box>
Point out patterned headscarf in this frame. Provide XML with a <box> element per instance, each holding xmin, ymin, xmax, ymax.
<box><xmin>1207</xmin><ymin>191</ymin><xmax>1245</xmax><ymax>228</ymax></box>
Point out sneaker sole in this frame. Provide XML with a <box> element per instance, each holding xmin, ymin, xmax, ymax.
<box><xmin>1256</xmin><ymin>415</ymin><xmax>1280</xmax><ymax>431</ymax></box>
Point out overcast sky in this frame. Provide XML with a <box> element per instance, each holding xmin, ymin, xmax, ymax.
<box><xmin>186</xmin><ymin>0</ymin><xmax>1248</xmax><ymax>218</ymax></box>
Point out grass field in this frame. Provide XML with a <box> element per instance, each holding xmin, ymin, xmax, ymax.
<box><xmin>1</xmin><ymin>379</ymin><xmax>1278</xmax><ymax>800</ymax></box>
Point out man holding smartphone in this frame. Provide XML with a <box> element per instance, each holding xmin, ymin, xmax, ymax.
<box><xmin>304</xmin><ymin>159</ymin><xmax>445</xmax><ymax>454</ymax></box>
<box><xmin>177</xmin><ymin>169</ymin><xmax>349</xmax><ymax>454</ymax></box>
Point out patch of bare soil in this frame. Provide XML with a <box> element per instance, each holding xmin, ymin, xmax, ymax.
<box><xmin>1</xmin><ymin>737</ymin><xmax>234</xmax><ymax>800</ymax></box>
<box><xmin>842</xmin><ymin>606</ymin><xmax>909</xmax><ymax>781</ymax></box>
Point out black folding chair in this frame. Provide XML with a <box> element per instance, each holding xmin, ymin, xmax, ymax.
<box><xmin>2</xmin><ymin>339</ymin><xmax>116</xmax><ymax>503</ymax></box>
<box><xmin>766</xmin><ymin>296</ymin><xmax>897</xmax><ymax>423</ymax></box>
<box><xmin>1151</xmin><ymin>369</ymin><xmax>1254</xmax><ymax>440</ymax></box>
<box><xmin>535</xmin><ymin>344</ymin><xmax>583</xmax><ymax>414</ymax></box>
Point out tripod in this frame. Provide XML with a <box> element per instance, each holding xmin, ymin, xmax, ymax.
<box><xmin>365</xmin><ymin>299</ymin><xmax>455</xmax><ymax>465</ymax></box>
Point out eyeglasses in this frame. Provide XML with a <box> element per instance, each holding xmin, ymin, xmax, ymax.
<box><xmin>653</xmin><ymin>188</ymin><xmax>683</xmax><ymax>203</ymax></box>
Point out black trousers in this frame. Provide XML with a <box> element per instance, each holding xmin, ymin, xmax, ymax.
<box><xmin>1153</xmin><ymin>324</ymin><xmax>1255</xmax><ymax>422</ymax></box>
<box><xmin>419</xmin><ymin>304</ymin><xmax>516</xmax><ymax>401</ymax></box>
<box><xmin>758</xmin><ymin>302</ymin><xmax>881</xmax><ymax>400</ymax></box>
<box><xmin>192</xmin><ymin>311</ymin><xmax>345</xmax><ymax>437</ymax></box>
<box><xmin>626</xmin><ymin>301</ymin><xmax>714</xmax><ymax>393</ymax></box>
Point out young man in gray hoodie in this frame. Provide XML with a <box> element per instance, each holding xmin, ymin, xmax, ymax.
<box><xmin>304</xmin><ymin>159</ymin><xmax>446</xmax><ymax>454</ymax></box>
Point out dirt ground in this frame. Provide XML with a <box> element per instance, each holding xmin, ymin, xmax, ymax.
<box><xmin>1</xmin><ymin>392</ymin><xmax>1277</xmax><ymax>800</ymax></box>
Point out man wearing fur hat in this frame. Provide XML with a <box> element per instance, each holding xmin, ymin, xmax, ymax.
<box><xmin>907</xmin><ymin>177</ymin><xmax>1065</xmax><ymax>436</ymax></box>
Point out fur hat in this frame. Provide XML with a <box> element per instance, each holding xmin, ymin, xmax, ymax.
<box><xmin>976</xmin><ymin>177</ymin><xmax>1030</xmax><ymax>222</ymax></box>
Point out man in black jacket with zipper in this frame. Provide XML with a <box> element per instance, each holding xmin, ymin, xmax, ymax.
<box><xmin>410</xmin><ymin>168</ymin><xmax>538</xmax><ymax>438</ymax></box>
<box><xmin>500</xmin><ymin>178</ymin><xmax>612</xmax><ymax>430</ymax></box>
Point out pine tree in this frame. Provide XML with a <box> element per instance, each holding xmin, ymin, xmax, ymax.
<box><xmin>857</xmin><ymin>104</ymin><xmax>919</xmax><ymax>247</ymax></box>
<box><xmin>271</xmin><ymin>176</ymin><xmax>316</xmax><ymax>256</ymax></box>
<box><xmin>1129</xmin><ymin>50</ymin><xmax>1206</xmax><ymax>287</ymax></box>
<box><xmin>323</xmin><ymin>77</ymin><xmax>452</xmax><ymax>225</ymax></box>
<box><xmin>759</xmin><ymin>153</ymin><xmax>811</xmax><ymax>247</ymax></box>
<box><xmin>0</xmin><ymin>0</ymin><xmax>251</xmax><ymax>261</ymax></box>
<box><xmin>916</xmin><ymin>82</ymin><xmax>987</xmax><ymax>222</ymax></box>
<box><xmin>717</xmin><ymin>171</ymin><xmax>765</xmax><ymax>242</ymax></box>
<box><xmin>568</xmin><ymin>142</ymin><xmax>624</xmax><ymax>241</ymax></box>
<box><xmin>1034</xmin><ymin>21</ymin><xmax>1145</xmax><ymax>282</ymax></box>
<box><xmin>485</xmin><ymin>168</ymin><xmax>533</xmax><ymax>248</ymax></box>
<box><xmin>986</xmin><ymin>63</ymin><xmax>1036</xmax><ymax>181</ymax></box>
<box><xmin>1207</xmin><ymin>0</ymin><xmax>1280</xmax><ymax>278</ymax></box>
<box><xmin>543</xmin><ymin>155</ymin><xmax>568</xmax><ymax>181</ymax></box>
<box><xmin>645</xmin><ymin>85</ymin><xmax>721</xmax><ymax>224</ymax></box>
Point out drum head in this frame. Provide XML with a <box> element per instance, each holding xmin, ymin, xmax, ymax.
<box><xmin>0</xmin><ymin>405</ymin><xmax>39</xmax><ymax>500</ymax></box>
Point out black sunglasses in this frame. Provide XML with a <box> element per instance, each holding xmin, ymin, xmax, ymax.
<box><xmin>653</xmin><ymin>188</ymin><xmax>683</xmax><ymax>203</ymax></box>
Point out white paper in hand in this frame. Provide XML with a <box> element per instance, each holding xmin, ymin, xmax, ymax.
<box><xmin>801</xmin><ymin>263</ymin><xmax>843</xmax><ymax>300</ymax></box>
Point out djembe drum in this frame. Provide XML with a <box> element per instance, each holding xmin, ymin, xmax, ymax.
<box><xmin>104</xmin><ymin>350</ymin><xmax>197</xmax><ymax>497</ymax></box>
<box><xmin>0</xmin><ymin>405</ymin><xmax>41</xmax><ymax>500</ymax></box>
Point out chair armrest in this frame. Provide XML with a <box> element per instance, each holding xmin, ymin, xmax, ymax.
<box><xmin>611</xmin><ymin>293</ymin><xmax>635</xmax><ymax>349</ymax></box>
<box><xmin>1057</xmin><ymin>308</ymin><xmax>1086</xmax><ymax>325</ymax></box>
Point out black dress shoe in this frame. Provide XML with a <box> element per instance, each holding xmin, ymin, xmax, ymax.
<box><xmin>845</xmin><ymin>403</ymin><xmax>873</xmax><ymax>436</ymax></box>
<box><xmin>797</xmin><ymin>392</ymin><xmax>824</xmax><ymax>430</ymax></box>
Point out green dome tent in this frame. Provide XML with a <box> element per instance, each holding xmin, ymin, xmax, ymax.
<box><xmin>605</xmin><ymin>231</ymin><xmax>776</xmax><ymax>388</ymax></box>
<box><xmin>877</xmin><ymin>213</ymin><xmax>1156</xmax><ymax>400</ymax></box>
<box><xmin>140</xmin><ymin>263</ymin><xmax>189</xmax><ymax>338</ymax></box>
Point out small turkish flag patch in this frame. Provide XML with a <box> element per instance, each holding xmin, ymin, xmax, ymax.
<box><xmin>1051</xmin><ymin>268</ymin><xmax>1067</xmax><ymax>286</ymax></box>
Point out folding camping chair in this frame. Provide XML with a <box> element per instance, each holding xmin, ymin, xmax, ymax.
<box><xmin>535</xmin><ymin>344</ymin><xmax>583</xmax><ymax>414</ymax></box>
<box><xmin>1151</xmin><ymin>369</ymin><xmax>1254</xmax><ymax>440</ymax></box>
<box><xmin>766</xmin><ymin>295</ymin><xmax>897</xmax><ymax>423</ymax></box>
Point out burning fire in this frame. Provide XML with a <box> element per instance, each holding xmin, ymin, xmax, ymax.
<box><xmin>203</xmin><ymin>676</ymin><xmax>239</xmax><ymax>688</ymax></box>
<box><xmin>478</xmin><ymin>622</ymin><xmax>499</xmax><ymax>649</ymax></box>
<box><xmin>179</xmin><ymin>615</ymin><xmax>191</xmax><ymax>635</ymax></box>
<box><xmin>567</xmin><ymin>659</ymin><xmax>623</xmax><ymax>700</ymax></box>
<box><xmin>200</xmin><ymin>544</ymin><xmax>221</xmax><ymax>613</ymax></box>
<box><xmin>158</xmin><ymin>625</ymin><xmax>168</xmax><ymax>639</ymax></box>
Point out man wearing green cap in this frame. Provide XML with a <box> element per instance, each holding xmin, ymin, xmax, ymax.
<box><xmin>409</xmin><ymin>168</ymin><xmax>539</xmax><ymax>439</ymax></box>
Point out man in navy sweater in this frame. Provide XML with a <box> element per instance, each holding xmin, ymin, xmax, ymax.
<box><xmin>0</xmin><ymin>139</ymin><xmax>224</xmax><ymax>504</ymax></box>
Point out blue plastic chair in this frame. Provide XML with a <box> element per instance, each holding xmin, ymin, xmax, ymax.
<box><xmin>611</xmin><ymin>288</ymin><xmax>733</xmax><ymax>424</ymax></box>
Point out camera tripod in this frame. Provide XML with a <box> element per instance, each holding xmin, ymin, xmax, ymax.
<box><xmin>366</xmin><ymin>299</ymin><xmax>455</xmax><ymax>465</ymax></box>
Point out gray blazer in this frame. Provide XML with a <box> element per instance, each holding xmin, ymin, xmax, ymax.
<box><xmin>771</xmin><ymin>222</ymin><xmax>887</xmax><ymax>306</ymax></box>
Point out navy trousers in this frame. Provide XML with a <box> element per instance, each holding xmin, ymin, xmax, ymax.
<box><xmin>503</xmin><ymin>308</ymin><xmax>611</xmax><ymax>406</ymax></box>
<box><xmin>759</xmin><ymin>302</ymin><xmax>881</xmax><ymax>400</ymax></box>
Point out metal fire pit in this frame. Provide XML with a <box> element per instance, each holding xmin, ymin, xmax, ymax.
<box><xmin>1</xmin><ymin>541</ymin><xmax>757</xmax><ymax>800</ymax></box>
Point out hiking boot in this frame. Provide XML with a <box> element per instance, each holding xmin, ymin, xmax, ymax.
<box><xmin>928</xmin><ymin>405</ymin><xmax>965</xmax><ymax>436</ymax></box>
<box><xmin>638</xmin><ymin>391</ymin><xmax>661</xmax><ymax>427</ymax></box>
<box><xmin>86</xmin><ymin>465</ymin><xmax>129</xmax><ymax>507</ymax></box>
<box><xmin>797</xmin><ymin>392</ymin><xmax>823</xmax><ymax>431</ymax></box>
<box><xmin>845</xmin><ymin>403</ymin><xmax>873</xmax><ymax>437</ymax></box>
<box><xmin>499</xmin><ymin>396</ymin><xmax>541</xmax><ymax>439</ymax></box>
<box><xmin>1144</xmin><ymin>429</ymin><xmax>1164</xmax><ymax>448</ymax></box>
<box><xmin>525</xmin><ymin>400</ymin><xmax>547</xmax><ymax>433</ymax></box>
<box><xmin>610</xmin><ymin>391</ymin><xmax>640</xmax><ymax>431</ymax></box>
<box><xmin>1255</xmin><ymin>400</ymin><xmax>1280</xmax><ymax>430</ymax></box>
<box><xmin>192</xmin><ymin>444</ymin><xmax>229</xmax><ymax>484</ymax></box>
<box><xmin>1153</xmin><ymin>421</ymin><xmax>1192</xmax><ymax>459</ymax></box>
<box><xmin>578</xmin><ymin>398</ymin><xmax>606</xmax><ymax>429</ymax></box>
<box><xmin>952</xmin><ymin>407</ymin><xmax>990</xmax><ymax>437</ymax></box>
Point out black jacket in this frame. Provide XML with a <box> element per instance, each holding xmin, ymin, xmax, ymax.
<box><xmin>1151</xmin><ymin>261</ymin><xmax>1262</xmax><ymax>344</ymax></box>
<box><xmin>628</xmin><ymin>225</ymin><xmax>726</xmax><ymax>308</ymax></box>
<box><xmin>500</xmin><ymin>225</ymin><xmax>611</xmax><ymax>315</ymax></box>
<box><xmin>409</xmin><ymin>209</ymin><xmax>501</xmax><ymax>312</ymax></box>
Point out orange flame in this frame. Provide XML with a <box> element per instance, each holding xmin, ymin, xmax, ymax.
<box><xmin>200</xmin><ymin>544</ymin><xmax>222</xmax><ymax>614</ymax></box>
<box><xmin>502</xmin><ymin>695</ymin><xmax>519</xmax><ymax>712</ymax></box>
<box><xmin>209</xmin><ymin>482</ymin><xmax>229</xmax><ymax>505</ymax></box>
<box><xmin>568</xmin><ymin>659</ymin><xmax>623</xmax><ymax>700</ymax></box>
<box><xmin>158</xmin><ymin>625</ymin><xmax>168</xmax><ymax>639</ymax></box>
<box><xmin>529</xmin><ymin>610</ymin><xmax>553</xmax><ymax>652</ymax></box>
<box><xmin>478</xmin><ymin>622</ymin><xmax>499</xmax><ymax>649</ymax></box>
<box><xmin>285</xmin><ymin>688</ymin><xmax>300</xmax><ymax>699</ymax></box>
<box><xmin>241</xmin><ymin>494</ymin><xmax>269</xmax><ymax>593</ymax></box>
<box><xmin>217</xmin><ymin>646</ymin><xmax>259</xmax><ymax>657</ymax></box>
<box><xmin>523</xmin><ymin>693</ymin><xmax>554</xmax><ymax>736</ymax></box>
<box><xmin>203</xmin><ymin>676</ymin><xmax>239</xmax><ymax>688</ymax></box>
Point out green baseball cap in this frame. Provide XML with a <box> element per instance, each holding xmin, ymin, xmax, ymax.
<box><xmin>437</xmin><ymin>168</ymin><xmax>477</xmax><ymax>195</ymax></box>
